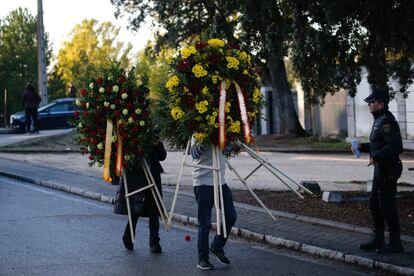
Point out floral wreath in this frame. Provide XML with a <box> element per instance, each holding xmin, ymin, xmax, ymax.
<box><xmin>74</xmin><ymin>64</ymin><xmax>154</xmax><ymax>182</ymax></box>
<box><xmin>161</xmin><ymin>38</ymin><xmax>263</xmax><ymax>153</ymax></box>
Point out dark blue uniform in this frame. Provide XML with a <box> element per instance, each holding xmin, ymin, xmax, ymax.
<box><xmin>359</xmin><ymin>88</ymin><xmax>404</xmax><ymax>254</ymax></box>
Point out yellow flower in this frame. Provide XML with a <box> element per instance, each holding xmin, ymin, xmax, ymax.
<box><xmin>171</xmin><ymin>106</ymin><xmax>185</xmax><ymax>120</ymax></box>
<box><xmin>202</xmin><ymin>86</ymin><xmax>209</xmax><ymax>95</ymax></box>
<box><xmin>166</xmin><ymin>75</ymin><xmax>180</xmax><ymax>91</ymax></box>
<box><xmin>181</xmin><ymin>46</ymin><xmax>197</xmax><ymax>59</ymax></box>
<box><xmin>225</xmin><ymin>102</ymin><xmax>231</xmax><ymax>113</ymax></box>
<box><xmin>211</xmin><ymin>75</ymin><xmax>218</xmax><ymax>84</ymax></box>
<box><xmin>238</xmin><ymin>51</ymin><xmax>248</xmax><ymax>61</ymax></box>
<box><xmin>128</xmin><ymin>117</ymin><xmax>134</xmax><ymax>124</ymax></box>
<box><xmin>230</xmin><ymin>120</ymin><xmax>241</xmax><ymax>133</ymax></box>
<box><xmin>248</xmin><ymin>111</ymin><xmax>257</xmax><ymax>119</ymax></box>
<box><xmin>195</xmin><ymin>100</ymin><xmax>209</xmax><ymax>114</ymax></box>
<box><xmin>192</xmin><ymin>64</ymin><xmax>208</xmax><ymax>78</ymax></box>
<box><xmin>243</xmin><ymin>69</ymin><xmax>249</xmax><ymax>75</ymax></box>
<box><xmin>253</xmin><ymin>87</ymin><xmax>262</xmax><ymax>104</ymax></box>
<box><xmin>207</xmin><ymin>38</ymin><xmax>225</xmax><ymax>47</ymax></box>
<box><xmin>226</xmin><ymin>56</ymin><xmax>240</xmax><ymax>70</ymax></box>
<box><xmin>97</xmin><ymin>143</ymin><xmax>103</xmax><ymax>150</ymax></box>
<box><xmin>123</xmin><ymin>109</ymin><xmax>128</xmax><ymax>115</ymax></box>
<box><xmin>121</xmin><ymin>93</ymin><xmax>128</xmax><ymax>100</ymax></box>
<box><xmin>194</xmin><ymin>132</ymin><xmax>207</xmax><ymax>142</ymax></box>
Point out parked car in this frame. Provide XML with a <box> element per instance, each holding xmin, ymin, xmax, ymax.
<box><xmin>10</xmin><ymin>98</ymin><xmax>78</xmax><ymax>132</ymax></box>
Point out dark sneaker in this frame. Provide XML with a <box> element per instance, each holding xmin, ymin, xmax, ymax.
<box><xmin>122</xmin><ymin>235</ymin><xmax>134</xmax><ymax>251</ymax></box>
<box><xmin>197</xmin><ymin>259</ymin><xmax>215</xmax><ymax>270</ymax></box>
<box><xmin>210</xmin><ymin>248</ymin><xmax>230</xmax><ymax>265</ymax></box>
<box><xmin>377</xmin><ymin>243</ymin><xmax>404</xmax><ymax>254</ymax></box>
<box><xmin>359</xmin><ymin>238</ymin><xmax>385</xmax><ymax>251</ymax></box>
<box><xmin>150</xmin><ymin>243</ymin><xmax>162</xmax><ymax>254</ymax></box>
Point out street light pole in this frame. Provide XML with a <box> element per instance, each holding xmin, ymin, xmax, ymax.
<box><xmin>37</xmin><ymin>0</ymin><xmax>48</xmax><ymax>106</ymax></box>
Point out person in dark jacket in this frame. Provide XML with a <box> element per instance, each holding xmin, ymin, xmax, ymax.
<box><xmin>113</xmin><ymin>141</ymin><xmax>167</xmax><ymax>253</ymax></box>
<box><xmin>21</xmin><ymin>82</ymin><xmax>41</xmax><ymax>134</ymax></box>
<box><xmin>69</xmin><ymin>82</ymin><xmax>77</xmax><ymax>98</ymax></box>
<box><xmin>353</xmin><ymin>87</ymin><xmax>404</xmax><ymax>254</ymax></box>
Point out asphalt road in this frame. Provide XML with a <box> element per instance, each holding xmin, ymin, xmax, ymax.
<box><xmin>0</xmin><ymin>176</ymin><xmax>376</xmax><ymax>275</ymax></box>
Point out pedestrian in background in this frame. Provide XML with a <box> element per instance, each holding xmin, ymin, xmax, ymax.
<box><xmin>353</xmin><ymin>87</ymin><xmax>404</xmax><ymax>254</ymax></box>
<box><xmin>69</xmin><ymin>82</ymin><xmax>77</xmax><ymax>98</ymax></box>
<box><xmin>21</xmin><ymin>82</ymin><xmax>41</xmax><ymax>134</ymax></box>
<box><xmin>191</xmin><ymin>137</ymin><xmax>237</xmax><ymax>270</ymax></box>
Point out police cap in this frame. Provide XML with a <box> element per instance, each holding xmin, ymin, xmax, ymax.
<box><xmin>364</xmin><ymin>87</ymin><xmax>390</xmax><ymax>104</ymax></box>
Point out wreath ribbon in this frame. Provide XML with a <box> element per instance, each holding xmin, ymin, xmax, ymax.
<box><xmin>102</xmin><ymin>119</ymin><xmax>123</xmax><ymax>182</ymax></box>
<box><xmin>103</xmin><ymin>119</ymin><xmax>113</xmax><ymax>182</ymax></box>
<box><xmin>218</xmin><ymin>80</ymin><xmax>252</xmax><ymax>149</ymax></box>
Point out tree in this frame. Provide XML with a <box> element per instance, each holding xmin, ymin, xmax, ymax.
<box><xmin>0</xmin><ymin>8</ymin><xmax>52</xmax><ymax>122</ymax></box>
<box><xmin>111</xmin><ymin>0</ymin><xmax>307</xmax><ymax>136</ymax></box>
<box><xmin>53</xmin><ymin>19</ymin><xmax>133</xmax><ymax>96</ymax></box>
<box><xmin>288</xmin><ymin>0</ymin><xmax>414</xmax><ymax>101</ymax></box>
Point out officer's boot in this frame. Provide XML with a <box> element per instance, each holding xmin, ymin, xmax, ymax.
<box><xmin>377</xmin><ymin>233</ymin><xmax>404</xmax><ymax>254</ymax></box>
<box><xmin>359</xmin><ymin>233</ymin><xmax>385</xmax><ymax>251</ymax></box>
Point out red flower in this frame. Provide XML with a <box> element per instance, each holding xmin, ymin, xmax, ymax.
<box><xmin>117</xmin><ymin>75</ymin><xmax>126</xmax><ymax>84</ymax></box>
<box><xmin>187</xmin><ymin>120</ymin><xmax>200</xmax><ymax>131</ymax></box>
<box><xmin>208</xmin><ymin>55</ymin><xmax>221</xmax><ymax>65</ymax></box>
<box><xmin>90</xmin><ymin>131</ymin><xmax>97</xmax><ymax>136</ymax></box>
<box><xmin>96</xmin><ymin>77</ymin><xmax>104</xmax><ymax>86</ymax></box>
<box><xmin>195</xmin><ymin>41</ymin><xmax>207</xmax><ymax>49</ymax></box>
<box><xmin>105</xmin><ymin>86</ymin><xmax>112</xmax><ymax>93</ymax></box>
<box><xmin>134</xmin><ymin>90</ymin><xmax>141</xmax><ymax>97</ymax></box>
<box><xmin>228</xmin><ymin>41</ymin><xmax>240</xmax><ymax>50</ymax></box>
<box><xmin>141</xmin><ymin>111</ymin><xmax>149</xmax><ymax>119</ymax></box>
<box><xmin>132</xmin><ymin>126</ymin><xmax>139</xmax><ymax>133</ymax></box>
<box><xmin>115</xmin><ymin>99</ymin><xmax>121</xmax><ymax>105</ymax></box>
<box><xmin>127</xmin><ymin>103</ymin><xmax>134</xmax><ymax>110</ymax></box>
<box><xmin>89</xmin><ymin>155</ymin><xmax>94</xmax><ymax>160</ymax></box>
<box><xmin>80</xmin><ymin>88</ymin><xmax>88</xmax><ymax>97</ymax></box>
<box><xmin>181</xmin><ymin>95</ymin><xmax>195</xmax><ymax>108</ymax></box>
<box><xmin>74</xmin><ymin>111</ymin><xmax>80</xmax><ymax>118</ymax></box>
<box><xmin>176</xmin><ymin>60</ymin><xmax>191</xmax><ymax>71</ymax></box>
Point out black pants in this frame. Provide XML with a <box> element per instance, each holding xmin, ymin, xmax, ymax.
<box><xmin>123</xmin><ymin>207</ymin><xmax>160</xmax><ymax>245</ymax></box>
<box><xmin>194</xmin><ymin>185</ymin><xmax>237</xmax><ymax>261</ymax></box>
<box><xmin>370</xmin><ymin>167</ymin><xmax>401</xmax><ymax>242</ymax></box>
<box><xmin>25</xmin><ymin>107</ymin><xmax>39</xmax><ymax>133</ymax></box>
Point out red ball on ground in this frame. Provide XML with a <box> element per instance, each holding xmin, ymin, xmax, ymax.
<box><xmin>184</xmin><ymin>235</ymin><xmax>191</xmax><ymax>241</ymax></box>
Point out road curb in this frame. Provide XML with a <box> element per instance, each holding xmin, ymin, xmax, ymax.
<box><xmin>1</xmin><ymin>170</ymin><xmax>413</xmax><ymax>275</ymax></box>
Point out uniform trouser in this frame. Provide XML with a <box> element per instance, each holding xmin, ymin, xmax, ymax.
<box><xmin>194</xmin><ymin>184</ymin><xmax>237</xmax><ymax>261</ymax></box>
<box><xmin>25</xmin><ymin>107</ymin><xmax>39</xmax><ymax>133</ymax></box>
<box><xmin>123</xmin><ymin>205</ymin><xmax>160</xmax><ymax>245</ymax></box>
<box><xmin>370</xmin><ymin>167</ymin><xmax>401</xmax><ymax>243</ymax></box>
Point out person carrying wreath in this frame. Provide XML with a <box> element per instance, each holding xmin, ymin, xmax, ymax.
<box><xmin>191</xmin><ymin>137</ymin><xmax>237</xmax><ymax>270</ymax></box>
<box><xmin>113</xmin><ymin>141</ymin><xmax>167</xmax><ymax>254</ymax></box>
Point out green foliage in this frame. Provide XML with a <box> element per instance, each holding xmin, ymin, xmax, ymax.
<box><xmin>0</xmin><ymin>8</ymin><xmax>52</xmax><ymax>123</ymax></box>
<box><xmin>288</xmin><ymin>0</ymin><xmax>414</xmax><ymax>100</ymax></box>
<box><xmin>111</xmin><ymin>0</ymin><xmax>307</xmax><ymax>136</ymax></box>
<box><xmin>54</xmin><ymin>19</ymin><xmax>133</xmax><ymax>98</ymax></box>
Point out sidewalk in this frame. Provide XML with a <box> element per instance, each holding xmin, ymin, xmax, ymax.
<box><xmin>0</xmin><ymin>129</ymin><xmax>72</xmax><ymax>147</ymax></box>
<box><xmin>0</xmin><ymin>157</ymin><xmax>413</xmax><ymax>275</ymax></box>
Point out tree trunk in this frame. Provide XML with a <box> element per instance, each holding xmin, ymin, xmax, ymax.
<box><xmin>267</xmin><ymin>57</ymin><xmax>307</xmax><ymax>136</ymax></box>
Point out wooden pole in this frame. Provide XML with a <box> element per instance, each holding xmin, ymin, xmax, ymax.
<box><xmin>122</xmin><ymin>171</ymin><xmax>135</xmax><ymax>243</ymax></box>
<box><xmin>167</xmin><ymin>139</ymin><xmax>191</xmax><ymax>229</ymax></box>
<box><xmin>216</xmin><ymin>146</ymin><xmax>227</xmax><ymax>238</ymax></box>
<box><xmin>3</xmin><ymin>89</ymin><xmax>7</xmax><ymax>127</ymax></box>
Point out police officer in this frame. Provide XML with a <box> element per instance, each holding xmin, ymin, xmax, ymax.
<box><xmin>354</xmin><ymin>87</ymin><xmax>404</xmax><ymax>254</ymax></box>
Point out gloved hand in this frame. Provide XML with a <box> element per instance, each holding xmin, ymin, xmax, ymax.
<box><xmin>191</xmin><ymin>143</ymin><xmax>205</xmax><ymax>159</ymax></box>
